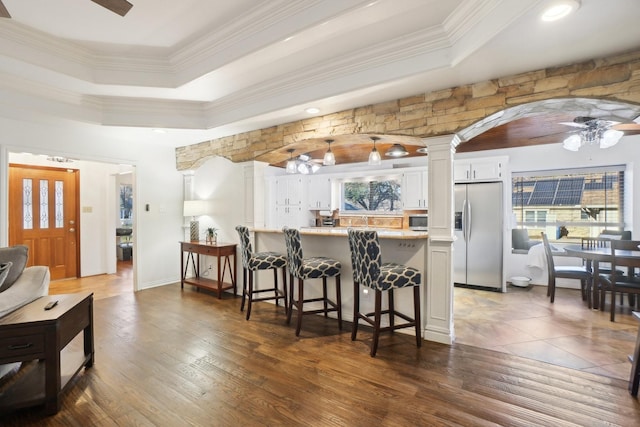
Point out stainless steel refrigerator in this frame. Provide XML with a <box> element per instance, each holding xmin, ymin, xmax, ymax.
<box><xmin>453</xmin><ymin>182</ymin><xmax>503</xmax><ymax>289</ymax></box>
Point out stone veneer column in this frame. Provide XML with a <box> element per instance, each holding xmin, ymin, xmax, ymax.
<box><xmin>424</xmin><ymin>135</ymin><xmax>456</xmax><ymax>344</ymax></box>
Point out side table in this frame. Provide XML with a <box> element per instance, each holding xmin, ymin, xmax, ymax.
<box><xmin>180</xmin><ymin>241</ymin><xmax>237</xmax><ymax>298</ymax></box>
<box><xmin>0</xmin><ymin>292</ymin><xmax>94</xmax><ymax>415</ymax></box>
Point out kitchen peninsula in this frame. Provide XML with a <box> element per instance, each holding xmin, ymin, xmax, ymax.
<box><xmin>250</xmin><ymin>227</ymin><xmax>428</xmax><ymax>338</ymax></box>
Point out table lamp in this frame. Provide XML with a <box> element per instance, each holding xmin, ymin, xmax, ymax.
<box><xmin>183</xmin><ymin>200</ymin><xmax>208</xmax><ymax>241</ymax></box>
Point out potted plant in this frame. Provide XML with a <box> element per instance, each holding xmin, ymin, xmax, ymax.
<box><xmin>205</xmin><ymin>227</ymin><xmax>218</xmax><ymax>244</ymax></box>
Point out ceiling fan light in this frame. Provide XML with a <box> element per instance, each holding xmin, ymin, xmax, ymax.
<box><xmin>310</xmin><ymin>163</ymin><xmax>322</xmax><ymax>173</ymax></box>
<box><xmin>385</xmin><ymin>143</ymin><xmax>409</xmax><ymax>157</ymax></box>
<box><xmin>562</xmin><ymin>134</ymin><xmax>582</xmax><ymax>151</ymax></box>
<box><xmin>600</xmin><ymin>129</ymin><xmax>623</xmax><ymax>148</ymax></box>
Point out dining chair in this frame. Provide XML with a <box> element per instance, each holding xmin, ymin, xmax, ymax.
<box><xmin>598</xmin><ymin>239</ymin><xmax>640</xmax><ymax>322</ymax></box>
<box><xmin>347</xmin><ymin>229</ymin><xmax>421</xmax><ymax>357</ymax></box>
<box><xmin>235</xmin><ymin>225</ymin><xmax>288</xmax><ymax>320</ymax></box>
<box><xmin>282</xmin><ymin>227</ymin><xmax>342</xmax><ymax>336</ymax></box>
<box><xmin>541</xmin><ymin>232</ymin><xmax>592</xmax><ymax>303</ymax></box>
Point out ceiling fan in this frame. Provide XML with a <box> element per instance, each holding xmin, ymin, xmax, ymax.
<box><xmin>0</xmin><ymin>0</ymin><xmax>133</xmax><ymax>18</ymax></box>
<box><xmin>559</xmin><ymin>116</ymin><xmax>640</xmax><ymax>151</ymax></box>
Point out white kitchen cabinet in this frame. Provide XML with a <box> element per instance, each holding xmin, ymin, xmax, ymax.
<box><xmin>274</xmin><ymin>205</ymin><xmax>305</xmax><ymax>229</ymax></box>
<box><xmin>454</xmin><ymin>159</ymin><xmax>502</xmax><ymax>182</ymax></box>
<box><xmin>275</xmin><ymin>176</ymin><xmax>302</xmax><ymax>206</ymax></box>
<box><xmin>403</xmin><ymin>170</ymin><xmax>428</xmax><ymax>209</ymax></box>
<box><xmin>306</xmin><ymin>176</ymin><xmax>332</xmax><ymax>210</ymax></box>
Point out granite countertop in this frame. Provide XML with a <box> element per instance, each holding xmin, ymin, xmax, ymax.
<box><xmin>252</xmin><ymin>227</ymin><xmax>428</xmax><ymax>240</ymax></box>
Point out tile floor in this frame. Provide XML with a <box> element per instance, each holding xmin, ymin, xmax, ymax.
<box><xmin>453</xmin><ymin>284</ymin><xmax>639</xmax><ymax>381</ymax></box>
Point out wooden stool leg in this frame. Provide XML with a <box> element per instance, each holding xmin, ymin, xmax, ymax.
<box><xmin>335</xmin><ymin>275</ymin><xmax>342</xmax><ymax>330</ymax></box>
<box><xmin>414</xmin><ymin>285</ymin><xmax>422</xmax><ymax>348</ymax></box>
<box><xmin>371</xmin><ymin>290</ymin><xmax>383</xmax><ymax>357</ymax></box>
<box><xmin>246</xmin><ymin>270</ymin><xmax>254</xmax><ymax>321</ymax></box>
<box><xmin>286</xmin><ymin>274</ymin><xmax>294</xmax><ymax>325</ymax></box>
<box><xmin>295</xmin><ymin>278</ymin><xmax>304</xmax><ymax>336</ymax></box>
<box><xmin>322</xmin><ymin>277</ymin><xmax>328</xmax><ymax>317</ymax></box>
<box><xmin>281</xmin><ymin>267</ymin><xmax>288</xmax><ymax>316</ymax></box>
<box><xmin>273</xmin><ymin>269</ymin><xmax>279</xmax><ymax>307</ymax></box>
<box><xmin>351</xmin><ymin>281</ymin><xmax>360</xmax><ymax>341</ymax></box>
<box><xmin>388</xmin><ymin>289</ymin><xmax>395</xmax><ymax>332</ymax></box>
<box><xmin>240</xmin><ymin>268</ymin><xmax>248</xmax><ymax>312</ymax></box>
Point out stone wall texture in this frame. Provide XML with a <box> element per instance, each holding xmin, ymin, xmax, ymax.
<box><xmin>176</xmin><ymin>49</ymin><xmax>640</xmax><ymax>171</ymax></box>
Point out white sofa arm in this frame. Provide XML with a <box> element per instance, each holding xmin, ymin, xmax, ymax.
<box><xmin>0</xmin><ymin>266</ymin><xmax>50</xmax><ymax>318</ymax></box>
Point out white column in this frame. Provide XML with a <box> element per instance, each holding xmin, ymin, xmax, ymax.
<box><xmin>424</xmin><ymin>135</ymin><xmax>456</xmax><ymax>344</ymax></box>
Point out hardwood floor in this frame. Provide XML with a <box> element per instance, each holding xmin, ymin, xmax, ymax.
<box><xmin>1</xmin><ymin>264</ymin><xmax>639</xmax><ymax>425</ymax></box>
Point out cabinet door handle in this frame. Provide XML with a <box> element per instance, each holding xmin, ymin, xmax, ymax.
<box><xmin>8</xmin><ymin>343</ymin><xmax>33</xmax><ymax>350</ymax></box>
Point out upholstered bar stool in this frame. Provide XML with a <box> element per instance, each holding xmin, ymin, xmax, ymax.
<box><xmin>348</xmin><ymin>229</ymin><xmax>421</xmax><ymax>357</ymax></box>
<box><xmin>282</xmin><ymin>227</ymin><xmax>342</xmax><ymax>336</ymax></box>
<box><xmin>235</xmin><ymin>225</ymin><xmax>288</xmax><ymax>320</ymax></box>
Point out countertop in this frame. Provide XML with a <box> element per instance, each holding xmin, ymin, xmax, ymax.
<box><xmin>252</xmin><ymin>227</ymin><xmax>428</xmax><ymax>240</ymax></box>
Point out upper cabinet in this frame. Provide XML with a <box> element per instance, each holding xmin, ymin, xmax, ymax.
<box><xmin>403</xmin><ymin>170</ymin><xmax>428</xmax><ymax>209</ymax></box>
<box><xmin>454</xmin><ymin>159</ymin><xmax>502</xmax><ymax>182</ymax></box>
<box><xmin>275</xmin><ymin>176</ymin><xmax>302</xmax><ymax>206</ymax></box>
<box><xmin>306</xmin><ymin>176</ymin><xmax>332</xmax><ymax>210</ymax></box>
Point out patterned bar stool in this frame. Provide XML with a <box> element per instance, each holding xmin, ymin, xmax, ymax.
<box><xmin>235</xmin><ymin>225</ymin><xmax>288</xmax><ymax>320</ymax></box>
<box><xmin>282</xmin><ymin>227</ymin><xmax>342</xmax><ymax>336</ymax></box>
<box><xmin>348</xmin><ymin>229</ymin><xmax>421</xmax><ymax>357</ymax></box>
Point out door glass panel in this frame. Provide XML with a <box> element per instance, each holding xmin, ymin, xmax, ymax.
<box><xmin>40</xmin><ymin>179</ymin><xmax>49</xmax><ymax>229</ymax></box>
<box><xmin>23</xmin><ymin>178</ymin><xmax>33</xmax><ymax>230</ymax></box>
<box><xmin>55</xmin><ymin>180</ymin><xmax>64</xmax><ymax>228</ymax></box>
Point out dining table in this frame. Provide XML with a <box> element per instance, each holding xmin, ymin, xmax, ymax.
<box><xmin>564</xmin><ymin>243</ymin><xmax>640</xmax><ymax>310</ymax></box>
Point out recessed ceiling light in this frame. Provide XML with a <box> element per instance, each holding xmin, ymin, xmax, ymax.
<box><xmin>541</xmin><ymin>0</ymin><xmax>580</xmax><ymax>22</ymax></box>
<box><xmin>305</xmin><ymin>107</ymin><xmax>320</xmax><ymax>114</ymax></box>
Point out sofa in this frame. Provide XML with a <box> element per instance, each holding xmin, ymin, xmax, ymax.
<box><xmin>0</xmin><ymin>245</ymin><xmax>50</xmax><ymax>383</ymax></box>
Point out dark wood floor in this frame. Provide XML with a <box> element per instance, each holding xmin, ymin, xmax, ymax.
<box><xmin>1</xmin><ymin>270</ymin><xmax>639</xmax><ymax>426</ymax></box>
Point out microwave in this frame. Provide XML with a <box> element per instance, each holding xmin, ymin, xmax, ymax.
<box><xmin>408</xmin><ymin>214</ymin><xmax>428</xmax><ymax>231</ymax></box>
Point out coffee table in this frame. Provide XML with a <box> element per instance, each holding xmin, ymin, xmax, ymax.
<box><xmin>0</xmin><ymin>292</ymin><xmax>94</xmax><ymax>415</ymax></box>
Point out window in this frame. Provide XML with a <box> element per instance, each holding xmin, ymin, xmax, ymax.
<box><xmin>341</xmin><ymin>177</ymin><xmax>402</xmax><ymax>213</ymax></box>
<box><xmin>120</xmin><ymin>184</ymin><xmax>133</xmax><ymax>221</ymax></box>
<box><xmin>512</xmin><ymin>166</ymin><xmax>625</xmax><ymax>240</ymax></box>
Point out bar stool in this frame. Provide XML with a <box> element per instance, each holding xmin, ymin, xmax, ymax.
<box><xmin>282</xmin><ymin>227</ymin><xmax>342</xmax><ymax>336</ymax></box>
<box><xmin>235</xmin><ymin>225</ymin><xmax>288</xmax><ymax>320</ymax></box>
<box><xmin>348</xmin><ymin>229</ymin><xmax>421</xmax><ymax>357</ymax></box>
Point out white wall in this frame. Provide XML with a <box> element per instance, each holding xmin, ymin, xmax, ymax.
<box><xmin>456</xmin><ymin>134</ymin><xmax>640</xmax><ymax>287</ymax></box>
<box><xmin>0</xmin><ymin>117</ymin><xmax>184</xmax><ymax>290</ymax></box>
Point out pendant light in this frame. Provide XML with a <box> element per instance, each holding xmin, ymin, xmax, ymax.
<box><xmin>368</xmin><ymin>136</ymin><xmax>382</xmax><ymax>166</ymax></box>
<box><xmin>385</xmin><ymin>143</ymin><xmax>409</xmax><ymax>157</ymax></box>
<box><xmin>323</xmin><ymin>139</ymin><xmax>336</xmax><ymax>166</ymax></box>
<box><xmin>285</xmin><ymin>148</ymin><xmax>297</xmax><ymax>174</ymax></box>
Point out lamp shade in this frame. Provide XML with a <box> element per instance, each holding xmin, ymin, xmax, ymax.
<box><xmin>183</xmin><ymin>200</ymin><xmax>209</xmax><ymax>217</ymax></box>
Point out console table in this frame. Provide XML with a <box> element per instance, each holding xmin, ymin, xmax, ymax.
<box><xmin>0</xmin><ymin>292</ymin><xmax>94</xmax><ymax>415</ymax></box>
<box><xmin>180</xmin><ymin>241</ymin><xmax>237</xmax><ymax>298</ymax></box>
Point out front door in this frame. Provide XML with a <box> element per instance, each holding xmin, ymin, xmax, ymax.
<box><xmin>8</xmin><ymin>164</ymin><xmax>80</xmax><ymax>280</ymax></box>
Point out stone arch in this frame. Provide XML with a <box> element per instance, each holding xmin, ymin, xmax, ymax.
<box><xmin>453</xmin><ymin>97</ymin><xmax>640</xmax><ymax>149</ymax></box>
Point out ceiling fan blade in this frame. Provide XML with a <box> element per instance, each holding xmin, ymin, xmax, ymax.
<box><xmin>90</xmin><ymin>0</ymin><xmax>133</xmax><ymax>17</ymax></box>
<box><xmin>0</xmin><ymin>0</ymin><xmax>11</xmax><ymax>18</ymax></box>
<box><xmin>559</xmin><ymin>121</ymin><xmax>587</xmax><ymax>128</ymax></box>
<box><xmin>612</xmin><ymin>123</ymin><xmax>640</xmax><ymax>131</ymax></box>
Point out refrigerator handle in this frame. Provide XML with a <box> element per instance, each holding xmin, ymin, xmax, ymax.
<box><xmin>467</xmin><ymin>199</ymin><xmax>472</xmax><ymax>240</ymax></box>
<box><xmin>462</xmin><ymin>199</ymin><xmax>468</xmax><ymax>241</ymax></box>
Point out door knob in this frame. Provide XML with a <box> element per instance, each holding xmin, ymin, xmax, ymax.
<box><xmin>69</xmin><ymin>228</ymin><xmax>75</xmax><ymax>232</ymax></box>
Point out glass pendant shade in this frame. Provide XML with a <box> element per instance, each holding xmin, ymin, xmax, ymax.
<box><xmin>323</xmin><ymin>139</ymin><xmax>336</xmax><ymax>166</ymax></box>
<box><xmin>368</xmin><ymin>136</ymin><xmax>382</xmax><ymax>166</ymax></box>
<box><xmin>562</xmin><ymin>134</ymin><xmax>582</xmax><ymax>151</ymax></box>
<box><xmin>600</xmin><ymin>129</ymin><xmax>623</xmax><ymax>148</ymax></box>
<box><xmin>285</xmin><ymin>149</ymin><xmax>297</xmax><ymax>173</ymax></box>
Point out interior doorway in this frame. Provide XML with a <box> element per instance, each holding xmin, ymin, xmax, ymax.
<box><xmin>7</xmin><ymin>152</ymin><xmax>135</xmax><ymax>293</ymax></box>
